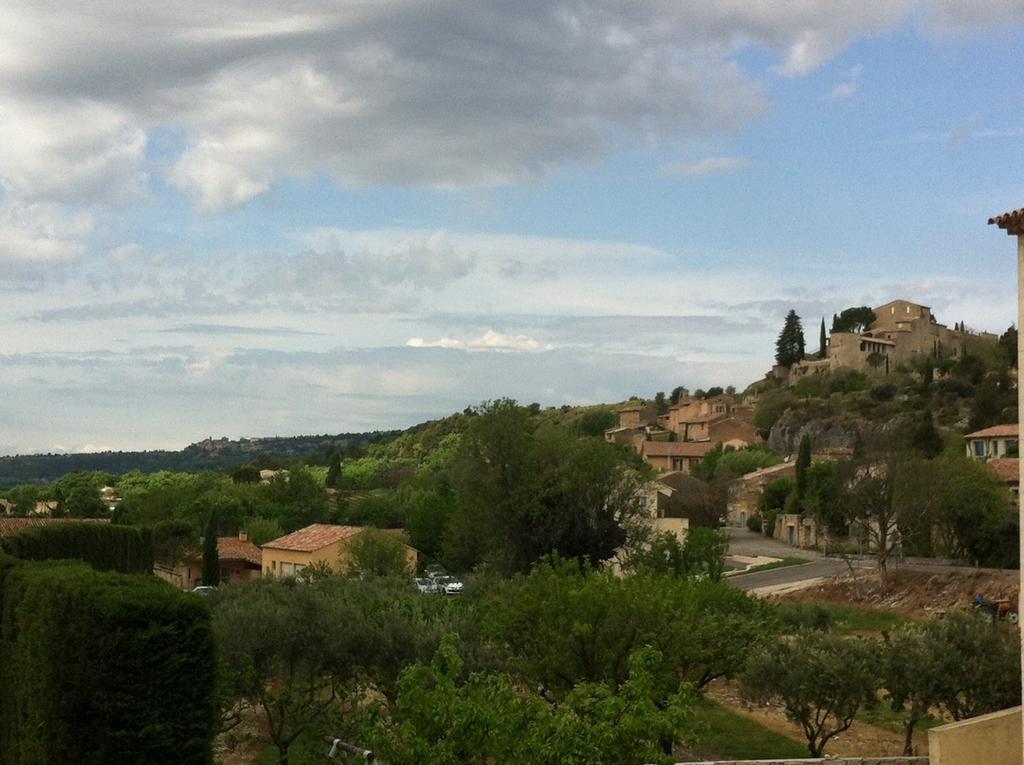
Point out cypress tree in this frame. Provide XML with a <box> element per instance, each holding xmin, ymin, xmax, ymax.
<box><xmin>325</xmin><ymin>451</ymin><xmax>342</xmax><ymax>488</ymax></box>
<box><xmin>818</xmin><ymin>318</ymin><xmax>827</xmax><ymax>359</ymax></box>
<box><xmin>794</xmin><ymin>435</ymin><xmax>812</xmax><ymax>499</ymax></box>
<box><xmin>202</xmin><ymin>510</ymin><xmax>220</xmax><ymax>587</ymax></box>
<box><xmin>775</xmin><ymin>310</ymin><xmax>806</xmax><ymax>367</ymax></box>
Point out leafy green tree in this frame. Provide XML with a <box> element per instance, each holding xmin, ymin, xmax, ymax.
<box><xmin>202</xmin><ymin>509</ymin><xmax>220</xmax><ymax>586</ymax></box>
<box><xmin>837</xmin><ymin>461</ymin><xmax>900</xmax><ymax>581</ymax></box>
<box><xmin>923</xmin><ymin>614</ymin><xmax>1021</xmax><ymax>721</ymax></box>
<box><xmin>760</xmin><ymin>478</ymin><xmax>795</xmax><ymax>514</ymax></box>
<box><xmin>628</xmin><ymin>528</ymin><xmax>727</xmax><ymax>581</ymax></box>
<box><xmin>244</xmin><ymin>516</ymin><xmax>285</xmax><ymax>546</ymax></box>
<box><xmin>151</xmin><ymin>519</ymin><xmax>197</xmax><ymax>565</ymax></box>
<box><xmin>365</xmin><ymin>637</ymin><xmax>692</xmax><ymax>765</ymax></box>
<box><xmin>484</xmin><ymin>561</ymin><xmax>773</xmax><ymax>700</ymax></box>
<box><xmin>446</xmin><ymin>401</ymin><xmax>643</xmax><ymax>574</ymax></box>
<box><xmin>794</xmin><ymin>435</ymin><xmax>811</xmax><ymax>501</ymax></box>
<box><xmin>799</xmin><ymin>461</ymin><xmax>842</xmax><ymax>535</ymax></box>
<box><xmin>830</xmin><ymin>306</ymin><xmax>876</xmax><ymax>334</ymax></box>
<box><xmin>998</xmin><ymin>324</ymin><xmax>1017</xmax><ymax>369</ymax></box>
<box><xmin>933</xmin><ymin>455</ymin><xmax>1016</xmax><ymax>566</ymax></box>
<box><xmin>775</xmin><ymin>310</ymin><xmax>806</xmax><ymax>367</ymax></box>
<box><xmin>346</xmin><ymin>529</ymin><xmax>412</xmax><ymax>577</ymax></box>
<box><xmin>753</xmin><ymin>390</ymin><xmax>797</xmax><ymax>437</ymax></box>
<box><xmin>213</xmin><ymin>580</ymin><xmax>370</xmax><ymax>765</ymax></box>
<box><xmin>669</xmin><ymin>386</ymin><xmax>688</xmax><ymax>405</ymax></box>
<box><xmin>578</xmin><ymin>407</ymin><xmax>618</xmax><ymax>437</ymax></box>
<box><xmin>883</xmin><ymin>624</ymin><xmax>946</xmax><ymax>755</ymax></box>
<box><xmin>231</xmin><ymin>464</ymin><xmax>261</xmax><ymax>484</ymax></box>
<box><xmin>742</xmin><ymin>630</ymin><xmax>880</xmax><ymax>757</ymax></box>
<box><xmin>653</xmin><ymin>391</ymin><xmax>669</xmax><ymax>415</ymax></box>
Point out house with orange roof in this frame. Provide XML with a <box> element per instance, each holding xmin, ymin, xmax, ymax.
<box><xmin>155</xmin><ymin>531</ymin><xmax>263</xmax><ymax>590</ymax></box>
<box><xmin>964</xmin><ymin>424</ymin><xmax>1019</xmax><ymax>460</ymax></box>
<box><xmin>640</xmin><ymin>441</ymin><xmax>715</xmax><ymax>474</ymax></box>
<box><xmin>261</xmin><ymin>523</ymin><xmax>417</xmax><ymax>577</ymax></box>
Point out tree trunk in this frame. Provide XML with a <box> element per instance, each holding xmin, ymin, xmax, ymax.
<box><xmin>903</xmin><ymin>718</ymin><xmax>917</xmax><ymax>756</ymax></box>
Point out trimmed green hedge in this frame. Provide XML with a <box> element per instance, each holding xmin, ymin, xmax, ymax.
<box><xmin>0</xmin><ymin>522</ymin><xmax>153</xmax><ymax>573</ymax></box>
<box><xmin>0</xmin><ymin>556</ymin><xmax>217</xmax><ymax>764</ymax></box>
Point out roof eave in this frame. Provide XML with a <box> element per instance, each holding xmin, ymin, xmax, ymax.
<box><xmin>989</xmin><ymin>209</ymin><xmax>1024</xmax><ymax>236</ymax></box>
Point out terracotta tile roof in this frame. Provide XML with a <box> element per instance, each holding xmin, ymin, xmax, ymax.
<box><xmin>642</xmin><ymin>441</ymin><xmax>714</xmax><ymax>458</ymax></box>
<box><xmin>990</xmin><ymin>208</ymin><xmax>1024</xmax><ymax>235</ymax></box>
<box><xmin>262</xmin><ymin>523</ymin><xmax>363</xmax><ymax>552</ymax></box>
<box><xmin>0</xmin><ymin>518</ymin><xmax>110</xmax><ymax>537</ymax></box>
<box><xmin>987</xmin><ymin>458</ymin><xmax>1019</xmax><ymax>485</ymax></box>
<box><xmin>965</xmin><ymin>424</ymin><xmax>1019</xmax><ymax>439</ymax></box>
<box><xmin>217</xmin><ymin>537</ymin><xmax>262</xmax><ymax>566</ymax></box>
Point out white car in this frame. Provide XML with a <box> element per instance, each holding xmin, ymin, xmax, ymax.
<box><xmin>414</xmin><ymin>577</ymin><xmax>439</xmax><ymax>594</ymax></box>
<box><xmin>432</xmin><ymin>575</ymin><xmax>464</xmax><ymax>596</ymax></box>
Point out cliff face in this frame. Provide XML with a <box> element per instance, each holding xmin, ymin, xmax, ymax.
<box><xmin>768</xmin><ymin>408</ymin><xmax>913</xmax><ymax>456</ymax></box>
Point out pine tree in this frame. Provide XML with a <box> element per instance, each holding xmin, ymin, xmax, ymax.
<box><xmin>818</xmin><ymin>318</ymin><xmax>827</xmax><ymax>359</ymax></box>
<box><xmin>795</xmin><ymin>435</ymin><xmax>812</xmax><ymax>499</ymax></box>
<box><xmin>202</xmin><ymin>509</ymin><xmax>220</xmax><ymax>587</ymax></box>
<box><xmin>775</xmin><ymin>310</ymin><xmax>806</xmax><ymax>367</ymax></box>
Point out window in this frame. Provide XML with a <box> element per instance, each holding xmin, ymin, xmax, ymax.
<box><xmin>973</xmin><ymin>441</ymin><xmax>986</xmax><ymax>457</ymax></box>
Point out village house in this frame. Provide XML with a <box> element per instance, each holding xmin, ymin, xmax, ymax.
<box><xmin>965</xmin><ymin>424</ymin><xmax>1019</xmax><ymax>460</ymax></box>
<box><xmin>261</xmin><ymin>523</ymin><xmax>417</xmax><ymax>577</ymax></box>
<box><xmin>154</xmin><ymin>531</ymin><xmax>263</xmax><ymax>590</ymax></box>
<box><xmin>725</xmin><ymin>462</ymin><xmax>796</xmax><ymax>527</ymax></box>
<box><xmin>636</xmin><ymin>471</ymin><xmax>692</xmax><ymax>544</ymax></box>
<box><xmin>640</xmin><ymin>441</ymin><xmax>714</xmax><ymax>474</ymax></box>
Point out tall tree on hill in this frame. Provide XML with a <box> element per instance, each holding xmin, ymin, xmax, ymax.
<box><xmin>202</xmin><ymin>509</ymin><xmax>220</xmax><ymax>586</ymax></box>
<box><xmin>325</xmin><ymin>450</ymin><xmax>342</xmax><ymax>488</ymax></box>
<box><xmin>794</xmin><ymin>435</ymin><xmax>812</xmax><ymax>501</ymax></box>
<box><xmin>775</xmin><ymin>310</ymin><xmax>805</xmax><ymax>368</ymax></box>
<box><xmin>818</xmin><ymin>318</ymin><xmax>827</xmax><ymax>359</ymax></box>
<box><xmin>831</xmin><ymin>306</ymin><xmax>876</xmax><ymax>334</ymax></box>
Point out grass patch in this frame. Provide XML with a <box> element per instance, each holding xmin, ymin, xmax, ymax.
<box><xmin>857</xmin><ymin>702</ymin><xmax>943</xmax><ymax>735</ymax></box>
<box><xmin>687</xmin><ymin>699</ymin><xmax>807</xmax><ymax>760</ymax></box>
<box><xmin>825</xmin><ymin>604</ymin><xmax>910</xmax><ymax>634</ymax></box>
<box><xmin>735</xmin><ymin>556</ymin><xmax>810</xmax><ymax>575</ymax></box>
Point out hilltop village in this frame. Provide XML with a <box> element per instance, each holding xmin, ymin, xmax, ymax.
<box><xmin>0</xmin><ymin>296</ymin><xmax>1020</xmax><ymax>764</ymax></box>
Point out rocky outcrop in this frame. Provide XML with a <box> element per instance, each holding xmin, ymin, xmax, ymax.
<box><xmin>768</xmin><ymin>409</ymin><xmax>912</xmax><ymax>457</ymax></box>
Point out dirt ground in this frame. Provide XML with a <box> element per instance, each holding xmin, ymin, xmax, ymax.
<box><xmin>774</xmin><ymin>567</ymin><xmax>1019</xmax><ymax>619</ymax></box>
<box><xmin>215</xmin><ymin>706</ymin><xmax>266</xmax><ymax>765</ymax></box>
<box><xmin>704</xmin><ymin>678</ymin><xmax>929</xmax><ymax>757</ymax></box>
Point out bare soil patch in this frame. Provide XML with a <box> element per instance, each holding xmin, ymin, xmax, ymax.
<box><xmin>773</xmin><ymin>567</ymin><xmax>1018</xmax><ymax>619</ymax></box>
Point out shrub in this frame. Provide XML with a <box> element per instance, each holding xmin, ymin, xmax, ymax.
<box><xmin>870</xmin><ymin>383</ymin><xmax>897</xmax><ymax>402</ymax></box>
<box><xmin>0</xmin><ymin>557</ymin><xmax>217</xmax><ymax>763</ymax></box>
<box><xmin>746</xmin><ymin>513</ymin><xmax>763</xmax><ymax>533</ymax></box>
<box><xmin>0</xmin><ymin>522</ymin><xmax>153</xmax><ymax>573</ymax></box>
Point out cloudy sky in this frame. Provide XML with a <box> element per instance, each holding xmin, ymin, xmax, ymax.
<box><xmin>1</xmin><ymin>1</ymin><xmax>1023</xmax><ymax>454</ymax></box>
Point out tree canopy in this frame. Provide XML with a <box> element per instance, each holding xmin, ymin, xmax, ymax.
<box><xmin>775</xmin><ymin>310</ymin><xmax>805</xmax><ymax>368</ymax></box>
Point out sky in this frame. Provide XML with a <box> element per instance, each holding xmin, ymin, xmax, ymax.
<box><xmin>1</xmin><ymin>1</ymin><xmax>1023</xmax><ymax>454</ymax></box>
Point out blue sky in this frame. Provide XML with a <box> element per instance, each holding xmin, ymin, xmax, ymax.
<box><xmin>1</xmin><ymin>1</ymin><xmax>1022</xmax><ymax>454</ymax></box>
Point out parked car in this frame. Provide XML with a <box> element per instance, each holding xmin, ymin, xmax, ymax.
<box><xmin>424</xmin><ymin>564</ymin><xmax>446</xmax><ymax>579</ymax></box>
<box><xmin>190</xmin><ymin>585</ymin><xmax>217</xmax><ymax>596</ymax></box>
<box><xmin>414</xmin><ymin>576</ymin><xmax>439</xmax><ymax>594</ymax></box>
<box><xmin>432</xmin><ymin>575</ymin><xmax>464</xmax><ymax>596</ymax></box>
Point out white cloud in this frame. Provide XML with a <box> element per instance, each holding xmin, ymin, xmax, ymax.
<box><xmin>825</xmin><ymin>64</ymin><xmax>863</xmax><ymax>102</ymax></box>
<box><xmin>662</xmin><ymin>156</ymin><xmax>752</xmax><ymax>177</ymax></box>
<box><xmin>0</xmin><ymin>1</ymin><xmax>954</xmax><ymax>213</ymax></box>
<box><xmin>107</xmin><ymin>242</ymin><xmax>143</xmax><ymax>263</ymax></box>
<box><xmin>407</xmin><ymin>330</ymin><xmax>554</xmax><ymax>353</ymax></box>
<box><xmin>0</xmin><ymin>201</ymin><xmax>92</xmax><ymax>274</ymax></box>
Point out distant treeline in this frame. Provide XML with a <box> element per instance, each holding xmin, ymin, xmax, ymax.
<box><xmin>0</xmin><ymin>431</ymin><xmax>398</xmax><ymax>487</ymax></box>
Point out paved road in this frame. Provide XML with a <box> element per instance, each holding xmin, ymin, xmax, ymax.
<box><xmin>723</xmin><ymin>526</ymin><xmax>872</xmax><ymax>594</ymax></box>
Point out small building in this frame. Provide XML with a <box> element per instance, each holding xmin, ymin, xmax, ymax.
<box><xmin>636</xmin><ymin>472</ymin><xmax>692</xmax><ymax>544</ymax></box>
<box><xmin>261</xmin><ymin>523</ymin><xmax>417</xmax><ymax>577</ymax></box>
<box><xmin>965</xmin><ymin>424</ymin><xmax>1019</xmax><ymax>460</ymax></box>
<box><xmin>726</xmin><ymin>462</ymin><xmax>797</xmax><ymax>527</ymax></box>
<box><xmin>774</xmin><ymin>513</ymin><xmax>819</xmax><ymax>548</ymax></box>
<box><xmin>640</xmin><ymin>441</ymin><xmax>714</xmax><ymax>474</ymax></box>
<box><xmin>154</xmin><ymin>532</ymin><xmax>263</xmax><ymax>590</ymax></box>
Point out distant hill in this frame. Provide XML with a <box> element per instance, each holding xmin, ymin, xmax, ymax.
<box><xmin>0</xmin><ymin>432</ymin><xmax>397</xmax><ymax>488</ymax></box>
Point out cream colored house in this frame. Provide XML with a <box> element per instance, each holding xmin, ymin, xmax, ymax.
<box><xmin>640</xmin><ymin>440</ymin><xmax>714</xmax><ymax>473</ymax></box>
<box><xmin>965</xmin><ymin>424</ymin><xmax>1019</xmax><ymax>460</ymax></box>
<box><xmin>262</xmin><ymin>523</ymin><xmax>417</xmax><ymax>577</ymax></box>
<box><xmin>155</xmin><ymin>532</ymin><xmax>263</xmax><ymax>590</ymax></box>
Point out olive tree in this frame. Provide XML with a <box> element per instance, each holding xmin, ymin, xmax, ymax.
<box><xmin>742</xmin><ymin>630</ymin><xmax>880</xmax><ymax>757</ymax></box>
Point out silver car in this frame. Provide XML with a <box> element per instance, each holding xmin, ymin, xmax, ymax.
<box><xmin>414</xmin><ymin>577</ymin><xmax>439</xmax><ymax>594</ymax></box>
<box><xmin>432</xmin><ymin>575</ymin><xmax>464</xmax><ymax>596</ymax></box>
